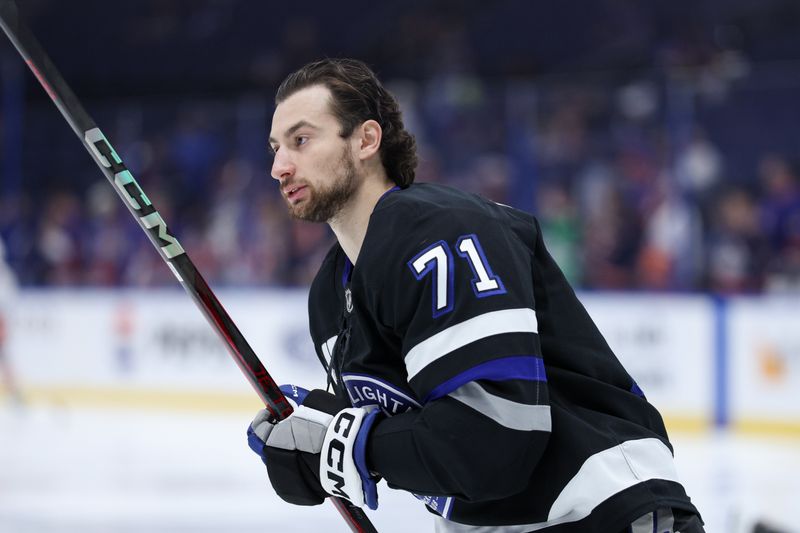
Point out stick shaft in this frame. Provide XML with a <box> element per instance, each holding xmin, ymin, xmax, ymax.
<box><xmin>0</xmin><ymin>3</ymin><xmax>376</xmax><ymax>531</ymax></box>
<box><xmin>0</xmin><ymin>1</ymin><xmax>291</xmax><ymax>419</ymax></box>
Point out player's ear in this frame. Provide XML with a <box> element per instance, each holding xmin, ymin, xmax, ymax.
<box><xmin>356</xmin><ymin>119</ymin><xmax>382</xmax><ymax>161</ymax></box>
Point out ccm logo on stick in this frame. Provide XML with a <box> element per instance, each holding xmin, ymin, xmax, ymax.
<box><xmin>84</xmin><ymin>127</ymin><xmax>185</xmax><ymax>259</ymax></box>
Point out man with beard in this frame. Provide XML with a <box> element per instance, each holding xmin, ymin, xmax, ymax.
<box><xmin>246</xmin><ymin>58</ymin><xmax>704</xmax><ymax>533</ymax></box>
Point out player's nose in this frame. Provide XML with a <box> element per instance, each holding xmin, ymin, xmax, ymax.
<box><xmin>270</xmin><ymin>150</ymin><xmax>295</xmax><ymax>182</ymax></box>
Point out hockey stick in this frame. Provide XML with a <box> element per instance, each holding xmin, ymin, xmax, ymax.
<box><xmin>0</xmin><ymin>2</ymin><xmax>377</xmax><ymax>531</ymax></box>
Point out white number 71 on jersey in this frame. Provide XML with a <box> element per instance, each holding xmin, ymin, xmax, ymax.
<box><xmin>408</xmin><ymin>234</ymin><xmax>506</xmax><ymax>318</ymax></box>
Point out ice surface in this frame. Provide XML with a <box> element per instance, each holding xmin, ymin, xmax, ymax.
<box><xmin>0</xmin><ymin>404</ymin><xmax>433</xmax><ymax>533</ymax></box>
<box><xmin>1</xmin><ymin>403</ymin><xmax>798</xmax><ymax>533</ymax></box>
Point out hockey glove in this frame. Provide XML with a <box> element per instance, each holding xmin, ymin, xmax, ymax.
<box><xmin>247</xmin><ymin>384</ymin><xmax>381</xmax><ymax>509</ymax></box>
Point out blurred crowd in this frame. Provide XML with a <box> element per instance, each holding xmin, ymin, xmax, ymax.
<box><xmin>1</xmin><ymin>0</ymin><xmax>799</xmax><ymax>293</ymax></box>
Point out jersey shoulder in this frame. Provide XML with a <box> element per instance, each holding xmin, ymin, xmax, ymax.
<box><xmin>374</xmin><ymin>182</ymin><xmax>514</xmax><ymax>222</ymax></box>
<box><xmin>360</xmin><ymin>183</ymin><xmax>538</xmax><ymax>272</ymax></box>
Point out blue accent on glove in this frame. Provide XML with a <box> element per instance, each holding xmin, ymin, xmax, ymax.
<box><xmin>279</xmin><ymin>384</ymin><xmax>310</xmax><ymax>406</ymax></box>
<box><xmin>247</xmin><ymin>384</ymin><xmax>311</xmax><ymax>457</ymax></box>
<box><xmin>353</xmin><ymin>408</ymin><xmax>381</xmax><ymax>510</ymax></box>
<box><xmin>247</xmin><ymin>425</ymin><xmax>265</xmax><ymax>456</ymax></box>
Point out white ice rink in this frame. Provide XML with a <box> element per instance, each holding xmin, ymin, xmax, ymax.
<box><xmin>0</xmin><ymin>287</ymin><xmax>797</xmax><ymax>533</ymax></box>
<box><xmin>1</xmin><ymin>402</ymin><xmax>798</xmax><ymax>533</ymax></box>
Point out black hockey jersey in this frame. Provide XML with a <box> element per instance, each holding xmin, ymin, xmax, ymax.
<box><xmin>308</xmin><ymin>183</ymin><xmax>700</xmax><ymax>532</ymax></box>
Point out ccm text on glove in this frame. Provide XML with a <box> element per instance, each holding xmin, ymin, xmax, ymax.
<box><xmin>247</xmin><ymin>384</ymin><xmax>381</xmax><ymax>509</ymax></box>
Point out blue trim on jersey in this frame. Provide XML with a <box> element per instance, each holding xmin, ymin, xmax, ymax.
<box><xmin>424</xmin><ymin>355</ymin><xmax>547</xmax><ymax>403</ymax></box>
<box><xmin>455</xmin><ymin>233</ymin><xmax>507</xmax><ymax>299</ymax></box>
<box><xmin>342</xmin><ymin>258</ymin><xmax>353</xmax><ymax>288</ymax></box>
<box><xmin>413</xmin><ymin>494</ymin><xmax>453</xmax><ymax>518</ymax></box>
<box><xmin>342</xmin><ymin>372</ymin><xmax>422</xmax><ymax>415</ymax></box>
<box><xmin>443</xmin><ymin>496</ymin><xmax>454</xmax><ymax>519</ymax></box>
<box><xmin>630</xmin><ymin>380</ymin><xmax>645</xmax><ymax>399</ymax></box>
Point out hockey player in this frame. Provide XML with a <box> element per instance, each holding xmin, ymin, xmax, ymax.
<box><xmin>247</xmin><ymin>58</ymin><xmax>704</xmax><ymax>532</ymax></box>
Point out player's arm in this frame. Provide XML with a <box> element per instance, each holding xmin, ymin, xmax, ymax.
<box><xmin>362</xmin><ymin>207</ymin><xmax>551</xmax><ymax>502</ymax></box>
<box><xmin>368</xmin><ymin>374</ymin><xmax>549</xmax><ymax>501</ymax></box>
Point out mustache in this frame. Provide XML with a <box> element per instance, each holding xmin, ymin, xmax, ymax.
<box><xmin>280</xmin><ymin>180</ymin><xmax>308</xmax><ymax>195</ymax></box>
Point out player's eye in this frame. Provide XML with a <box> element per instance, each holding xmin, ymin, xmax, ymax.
<box><xmin>295</xmin><ymin>136</ymin><xmax>308</xmax><ymax>147</ymax></box>
<box><xmin>268</xmin><ymin>145</ymin><xmax>279</xmax><ymax>156</ymax></box>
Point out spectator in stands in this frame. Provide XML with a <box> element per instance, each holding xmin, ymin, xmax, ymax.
<box><xmin>758</xmin><ymin>155</ymin><xmax>800</xmax><ymax>292</ymax></box>
<box><xmin>706</xmin><ymin>188</ymin><xmax>767</xmax><ymax>292</ymax></box>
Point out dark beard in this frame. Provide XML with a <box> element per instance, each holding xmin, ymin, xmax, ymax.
<box><xmin>288</xmin><ymin>148</ymin><xmax>360</xmax><ymax>223</ymax></box>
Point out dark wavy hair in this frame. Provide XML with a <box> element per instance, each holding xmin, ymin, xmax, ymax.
<box><xmin>275</xmin><ymin>58</ymin><xmax>417</xmax><ymax>187</ymax></box>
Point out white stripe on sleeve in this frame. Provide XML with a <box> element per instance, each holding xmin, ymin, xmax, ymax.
<box><xmin>405</xmin><ymin>308</ymin><xmax>538</xmax><ymax>380</ymax></box>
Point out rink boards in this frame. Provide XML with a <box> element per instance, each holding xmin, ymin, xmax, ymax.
<box><xmin>2</xmin><ymin>289</ymin><xmax>799</xmax><ymax>435</ymax></box>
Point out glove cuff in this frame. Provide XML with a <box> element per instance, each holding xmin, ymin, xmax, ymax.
<box><xmin>354</xmin><ymin>408</ymin><xmax>381</xmax><ymax>510</ymax></box>
<box><xmin>320</xmin><ymin>407</ymin><xmax>381</xmax><ymax>509</ymax></box>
